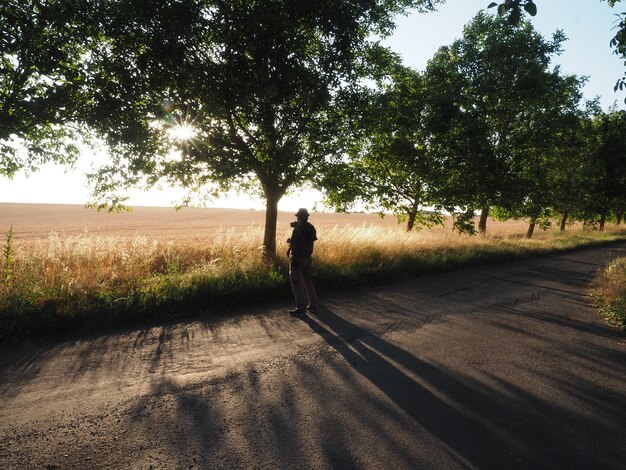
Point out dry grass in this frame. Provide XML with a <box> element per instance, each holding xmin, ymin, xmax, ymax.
<box><xmin>316</xmin><ymin>223</ymin><xmax>623</xmax><ymax>265</ymax></box>
<box><xmin>2</xmin><ymin>222</ymin><xmax>622</xmax><ymax>299</ymax></box>
<box><xmin>5</xmin><ymin>222</ymin><xmax>616</xmax><ymax>301</ymax></box>
<box><xmin>2</xmin><ymin>227</ymin><xmax>269</xmax><ymax>306</ymax></box>
<box><xmin>589</xmin><ymin>257</ymin><xmax>626</xmax><ymax>330</ymax></box>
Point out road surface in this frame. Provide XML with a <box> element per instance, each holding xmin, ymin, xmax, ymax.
<box><xmin>1</xmin><ymin>242</ymin><xmax>626</xmax><ymax>469</ymax></box>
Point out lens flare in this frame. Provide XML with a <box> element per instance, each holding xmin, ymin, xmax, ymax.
<box><xmin>168</xmin><ymin>124</ymin><xmax>197</xmax><ymax>141</ymax></box>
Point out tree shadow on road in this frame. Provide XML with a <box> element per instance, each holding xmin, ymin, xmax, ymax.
<box><xmin>102</xmin><ymin>303</ymin><xmax>626</xmax><ymax>469</ymax></box>
<box><xmin>297</xmin><ymin>306</ymin><xmax>626</xmax><ymax>469</ymax></box>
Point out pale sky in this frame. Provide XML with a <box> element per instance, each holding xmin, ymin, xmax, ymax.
<box><xmin>1</xmin><ymin>0</ymin><xmax>624</xmax><ymax>210</ymax></box>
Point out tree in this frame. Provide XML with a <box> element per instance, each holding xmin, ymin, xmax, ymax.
<box><xmin>497</xmin><ymin>72</ymin><xmax>584</xmax><ymax>238</ymax></box>
<box><xmin>607</xmin><ymin>1</ymin><xmax>626</xmax><ymax>102</ymax></box>
<box><xmin>0</xmin><ymin>0</ymin><xmax>92</xmax><ymax>177</ymax></box>
<box><xmin>81</xmin><ymin>0</ymin><xmax>440</xmax><ymax>261</ymax></box>
<box><xmin>423</xmin><ymin>13</ymin><xmax>567</xmax><ymax>234</ymax></box>
<box><xmin>323</xmin><ymin>64</ymin><xmax>444</xmax><ymax>231</ymax></box>
<box><xmin>547</xmin><ymin>104</ymin><xmax>598</xmax><ymax>233</ymax></box>
<box><xmin>582</xmin><ymin>109</ymin><xmax>626</xmax><ymax>229</ymax></box>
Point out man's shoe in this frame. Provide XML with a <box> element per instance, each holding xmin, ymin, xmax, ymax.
<box><xmin>306</xmin><ymin>306</ymin><xmax>317</xmax><ymax>314</ymax></box>
<box><xmin>289</xmin><ymin>308</ymin><xmax>306</xmax><ymax>317</ymax></box>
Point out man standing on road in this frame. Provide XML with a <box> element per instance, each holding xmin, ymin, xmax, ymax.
<box><xmin>287</xmin><ymin>208</ymin><xmax>318</xmax><ymax>316</ymax></box>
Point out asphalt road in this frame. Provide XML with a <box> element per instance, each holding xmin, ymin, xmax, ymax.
<box><xmin>1</xmin><ymin>242</ymin><xmax>626</xmax><ymax>470</ymax></box>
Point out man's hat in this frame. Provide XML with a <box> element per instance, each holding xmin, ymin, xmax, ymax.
<box><xmin>295</xmin><ymin>208</ymin><xmax>309</xmax><ymax>217</ymax></box>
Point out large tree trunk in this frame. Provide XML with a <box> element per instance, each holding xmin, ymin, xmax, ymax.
<box><xmin>478</xmin><ymin>206</ymin><xmax>489</xmax><ymax>234</ymax></box>
<box><xmin>406</xmin><ymin>199</ymin><xmax>419</xmax><ymax>231</ymax></box>
<box><xmin>599</xmin><ymin>212</ymin><xmax>606</xmax><ymax>231</ymax></box>
<box><xmin>616</xmin><ymin>209</ymin><xmax>623</xmax><ymax>225</ymax></box>
<box><xmin>559</xmin><ymin>210</ymin><xmax>569</xmax><ymax>232</ymax></box>
<box><xmin>526</xmin><ymin>220</ymin><xmax>536</xmax><ymax>239</ymax></box>
<box><xmin>406</xmin><ymin>212</ymin><xmax>417</xmax><ymax>231</ymax></box>
<box><xmin>263</xmin><ymin>190</ymin><xmax>282</xmax><ymax>263</ymax></box>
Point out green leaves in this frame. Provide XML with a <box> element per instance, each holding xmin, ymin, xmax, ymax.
<box><xmin>606</xmin><ymin>5</ymin><xmax>626</xmax><ymax>103</ymax></box>
<box><xmin>487</xmin><ymin>0</ymin><xmax>537</xmax><ymax>25</ymax></box>
<box><xmin>0</xmin><ymin>0</ymin><xmax>94</xmax><ymax>176</ymax></box>
<box><xmin>583</xmin><ymin>110</ymin><xmax>626</xmax><ymax>223</ymax></box>
<box><xmin>524</xmin><ymin>1</ymin><xmax>538</xmax><ymax>16</ymax></box>
<box><xmin>421</xmin><ymin>12</ymin><xmax>582</xmax><ymax>233</ymax></box>
<box><xmin>321</xmin><ymin>62</ymin><xmax>447</xmax><ymax>231</ymax></box>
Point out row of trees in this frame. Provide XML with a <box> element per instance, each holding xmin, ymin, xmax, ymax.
<box><xmin>324</xmin><ymin>13</ymin><xmax>626</xmax><ymax>237</ymax></box>
<box><xmin>2</xmin><ymin>1</ymin><xmax>626</xmax><ymax>260</ymax></box>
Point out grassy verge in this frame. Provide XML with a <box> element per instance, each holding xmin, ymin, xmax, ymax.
<box><xmin>589</xmin><ymin>256</ymin><xmax>626</xmax><ymax>332</ymax></box>
<box><xmin>2</xmin><ymin>224</ymin><xmax>626</xmax><ymax>341</ymax></box>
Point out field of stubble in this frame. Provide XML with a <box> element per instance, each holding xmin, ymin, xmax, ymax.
<box><xmin>1</xmin><ymin>203</ymin><xmax>402</xmax><ymax>242</ymax></box>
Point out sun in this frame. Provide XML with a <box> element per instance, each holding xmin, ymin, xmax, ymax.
<box><xmin>168</xmin><ymin>123</ymin><xmax>197</xmax><ymax>141</ymax></box>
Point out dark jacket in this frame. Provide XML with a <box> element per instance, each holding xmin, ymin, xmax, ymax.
<box><xmin>289</xmin><ymin>221</ymin><xmax>317</xmax><ymax>257</ymax></box>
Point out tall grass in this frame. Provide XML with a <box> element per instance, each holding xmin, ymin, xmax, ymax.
<box><xmin>589</xmin><ymin>257</ymin><xmax>626</xmax><ymax>331</ymax></box>
<box><xmin>1</xmin><ymin>223</ymin><xmax>626</xmax><ymax>340</ymax></box>
<box><xmin>314</xmin><ymin>225</ymin><xmax>626</xmax><ymax>286</ymax></box>
<box><xmin>1</xmin><ymin>225</ymin><xmax>13</xmax><ymax>285</ymax></box>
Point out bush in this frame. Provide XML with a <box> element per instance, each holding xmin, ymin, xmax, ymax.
<box><xmin>589</xmin><ymin>257</ymin><xmax>626</xmax><ymax>331</ymax></box>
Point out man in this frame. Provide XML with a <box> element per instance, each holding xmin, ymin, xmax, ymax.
<box><xmin>287</xmin><ymin>208</ymin><xmax>318</xmax><ymax>316</ymax></box>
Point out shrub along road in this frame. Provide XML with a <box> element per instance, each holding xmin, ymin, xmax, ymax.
<box><xmin>1</xmin><ymin>242</ymin><xmax>626</xmax><ymax>469</ymax></box>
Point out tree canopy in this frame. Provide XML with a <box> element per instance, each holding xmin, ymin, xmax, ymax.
<box><xmin>423</xmin><ymin>13</ymin><xmax>580</xmax><ymax>234</ymax></box>
<box><xmin>80</xmin><ymin>0</ymin><xmax>441</xmax><ymax>259</ymax></box>
<box><xmin>0</xmin><ymin>0</ymin><xmax>93</xmax><ymax>177</ymax></box>
<box><xmin>490</xmin><ymin>0</ymin><xmax>626</xmax><ymax>103</ymax></box>
<box><xmin>322</xmin><ymin>62</ymin><xmax>445</xmax><ymax>231</ymax></box>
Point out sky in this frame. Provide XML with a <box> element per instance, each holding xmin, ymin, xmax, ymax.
<box><xmin>1</xmin><ymin>0</ymin><xmax>625</xmax><ymax>211</ymax></box>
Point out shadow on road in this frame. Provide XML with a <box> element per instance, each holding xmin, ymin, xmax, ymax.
<box><xmin>295</xmin><ymin>306</ymin><xmax>626</xmax><ymax>469</ymax></box>
<box><xmin>104</xmin><ymin>303</ymin><xmax>626</xmax><ymax>469</ymax></box>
